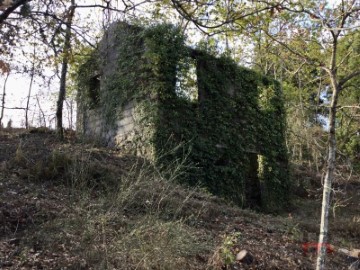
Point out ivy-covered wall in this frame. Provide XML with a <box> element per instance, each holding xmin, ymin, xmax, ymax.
<box><xmin>76</xmin><ymin>22</ymin><xmax>290</xmax><ymax>211</ymax></box>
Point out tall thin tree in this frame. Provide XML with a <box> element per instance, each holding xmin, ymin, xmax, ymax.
<box><xmin>0</xmin><ymin>72</ymin><xmax>10</xmax><ymax>128</ymax></box>
<box><xmin>56</xmin><ymin>0</ymin><xmax>76</xmax><ymax>139</ymax></box>
<box><xmin>25</xmin><ymin>41</ymin><xmax>37</xmax><ymax>129</ymax></box>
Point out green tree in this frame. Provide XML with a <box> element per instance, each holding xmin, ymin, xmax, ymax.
<box><xmin>163</xmin><ymin>1</ymin><xmax>360</xmax><ymax>268</ymax></box>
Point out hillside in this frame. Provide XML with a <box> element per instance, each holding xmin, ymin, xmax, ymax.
<box><xmin>0</xmin><ymin>128</ymin><xmax>359</xmax><ymax>269</ymax></box>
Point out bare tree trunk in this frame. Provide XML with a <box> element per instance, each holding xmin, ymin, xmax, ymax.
<box><xmin>69</xmin><ymin>99</ymin><xmax>73</xmax><ymax>129</ymax></box>
<box><xmin>25</xmin><ymin>40</ymin><xmax>38</xmax><ymax>129</ymax></box>
<box><xmin>316</xmin><ymin>34</ymin><xmax>340</xmax><ymax>270</ymax></box>
<box><xmin>316</xmin><ymin>82</ymin><xmax>339</xmax><ymax>270</ymax></box>
<box><xmin>25</xmin><ymin>67</ymin><xmax>35</xmax><ymax>129</ymax></box>
<box><xmin>56</xmin><ymin>0</ymin><xmax>75</xmax><ymax>139</ymax></box>
<box><xmin>65</xmin><ymin>99</ymin><xmax>74</xmax><ymax>129</ymax></box>
<box><xmin>0</xmin><ymin>73</ymin><xmax>10</xmax><ymax>128</ymax></box>
<box><xmin>36</xmin><ymin>94</ymin><xmax>46</xmax><ymax>127</ymax></box>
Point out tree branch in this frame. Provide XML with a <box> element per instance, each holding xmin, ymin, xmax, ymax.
<box><xmin>339</xmin><ymin>69</ymin><xmax>360</xmax><ymax>88</ymax></box>
<box><xmin>0</xmin><ymin>106</ymin><xmax>26</xmax><ymax>110</ymax></box>
<box><xmin>170</xmin><ymin>0</ymin><xmax>273</xmax><ymax>33</ymax></box>
<box><xmin>262</xmin><ymin>29</ymin><xmax>321</xmax><ymax>66</ymax></box>
<box><xmin>0</xmin><ymin>0</ymin><xmax>31</xmax><ymax>24</ymax></box>
<box><xmin>339</xmin><ymin>105</ymin><xmax>360</xmax><ymax>110</ymax></box>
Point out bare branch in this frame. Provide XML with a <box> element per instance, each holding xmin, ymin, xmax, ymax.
<box><xmin>339</xmin><ymin>105</ymin><xmax>360</xmax><ymax>110</ymax></box>
<box><xmin>169</xmin><ymin>0</ymin><xmax>274</xmax><ymax>33</ymax></box>
<box><xmin>0</xmin><ymin>106</ymin><xmax>26</xmax><ymax>110</ymax></box>
<box><xmin>262</xmin><ymin>29</ymin><xmax>321</xmax><ymax>66</ymax></box>
<box><xmin>0</xmin><ymin>0</ymin><xmax>31</xmax><ymax>24</ymax></box>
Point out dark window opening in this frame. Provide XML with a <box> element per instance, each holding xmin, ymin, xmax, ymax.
<box><xmin>245</xmin><ymin>153</ymin><xmax>262</xmax><ymax>208</ymax></box>
<box><xmin>88</xmin><ymin>75</ymin><xmax>100</xmax><ymax>108</ymax></box>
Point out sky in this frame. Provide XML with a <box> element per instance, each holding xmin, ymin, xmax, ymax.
<box><xmin>1</xmin><ymin>74</ymin><xmax>55</xmax><ymax>128</ymax></box>
<box><xmin>0</xmin><ymin>0</ymin><xmax>111</xmax><ymax>129</ymax></box>
<box><xmin>0</xmin><ymin>0</ymin><xmax>199</xmax><ymax>129</ymax></box>
<box><xmin>0</xmin><ymin>0</ymin><xmax>349</xmax><ymax>129</ymax></box>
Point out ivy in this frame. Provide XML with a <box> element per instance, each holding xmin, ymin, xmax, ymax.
<box><xmin>76</xmin><ymin>22</ymin><xmax>290</xmax><ymax>212</ymax></box>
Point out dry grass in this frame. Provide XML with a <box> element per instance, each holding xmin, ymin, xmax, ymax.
<box><xmin>1</xmin><ymin>129</ymin><xmax>359</xmax><ymax>269</ymax></box>
<box><xmin>2</xmin><ymin>135</ymin><xmax>216</xmax><ymax>269</ymax></box>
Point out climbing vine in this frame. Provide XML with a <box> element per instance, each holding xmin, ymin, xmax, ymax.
<box><xmin>76</xmin><ymin>22</ymin><xmax>290</xmax><ymax>212</ymax></box>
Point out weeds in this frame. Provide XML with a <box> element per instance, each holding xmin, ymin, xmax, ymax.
<box><xmin>282</xmin><ymin>216</ymin><xmax>302</xmax><ymax>241</ymax></box>
<box><xmin>2</xmin><ymin>130</ymin><xmax>360</xmax><ymax>269</ymax></box>
<box><xmin>110</xmin><ymin>217</ymin><xmax>201</xmax><ymax>269</ymax></box>
<box><xmin>14</xmin><ymin>141</ymin><xmax>27</xmax><ymax>166</ymax></box>
<box><xmin>8</xmin><ymin>142</ymin><xmax>214</xmax><ymax>269</ymax></box>
<box><xmin>208</xmin><ymin>232</ymin><xmax>241</xmax><ymax>269</ymax></box>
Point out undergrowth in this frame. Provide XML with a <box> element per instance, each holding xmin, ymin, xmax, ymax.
<box><xmin>7</xmin><ymin>141</ymin><xmax>216</xmax><ymax>269</ymax></box>
<box><xmin>2</xmin><ymin>130</ymin><xmax>359</xmax><ymax>269</ymax></box>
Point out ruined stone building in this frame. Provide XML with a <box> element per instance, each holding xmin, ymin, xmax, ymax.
<box><xmin>76</xmin><ymin>22</ymin><xmax>290</xmax><ymax>211</ymax></box>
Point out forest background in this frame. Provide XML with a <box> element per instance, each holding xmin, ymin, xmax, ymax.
<box><xmin>0</xmin><ymin>0</ymin><xmax>360</xmax><ymax>269</ymax></box>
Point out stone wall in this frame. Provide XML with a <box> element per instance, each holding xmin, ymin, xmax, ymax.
<box><xmin>76</xmin><ymin>22</ymin><xmax>290</xmax><ymax>211</ymax></box>
<box><xmin>77</xmin><ymin>22</ymin><xmax>153</xmax><ymax>154</ymax></box>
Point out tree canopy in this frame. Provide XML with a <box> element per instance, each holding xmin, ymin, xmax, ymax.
<box><xmin>0</xmin><ymin>1</ymin><xmax>359</xmax><ymax>268</ymax></box>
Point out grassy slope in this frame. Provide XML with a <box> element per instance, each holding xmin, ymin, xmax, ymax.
<box><xmin>0</xmin><ymin>129</ymin><xmax>359</xmax><ymax>269</ymax></box>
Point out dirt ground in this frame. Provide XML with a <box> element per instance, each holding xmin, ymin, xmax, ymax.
<box><xmin>0</xmin><ymin>128</ymin><xmax>359</xmax><ymax>269</ymax></box>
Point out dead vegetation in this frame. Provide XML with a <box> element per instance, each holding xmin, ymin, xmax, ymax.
<box><xmin>0</xmin><ymin>128</ymin><xmax>359</xmax><ymax>269</ymax></box>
